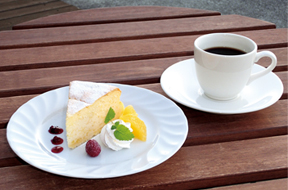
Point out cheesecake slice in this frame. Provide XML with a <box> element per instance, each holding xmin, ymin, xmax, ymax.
<box><xmin>66</xmin><ymin>81</ymin><xmax>123</xmax><ymax>149</ymax></box>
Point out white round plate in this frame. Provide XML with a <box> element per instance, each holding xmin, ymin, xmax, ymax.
<box><xmin>160</xmin><ymin>58</ymin><xmax>283</xmax><ymax>114</ymax></box>
<box><xmin>6</xmin><ymin>84</ymin><xmax>188</xmax><ymax>178</ymax></box>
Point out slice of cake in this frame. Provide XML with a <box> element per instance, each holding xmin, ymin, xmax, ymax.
<box><xmin>66</xmin><ymin>81</ymin><xmax>123</xmax><ymax>149</ymax></box>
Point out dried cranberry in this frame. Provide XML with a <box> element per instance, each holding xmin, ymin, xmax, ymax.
<box><xmin>51</xmin><ymin>136</ymin><xmax>63</xmax><ymax>145</ymax></box>
<box><xmin>48</xmin><ymin>126</ymin><xmax>63</xmax><ymax>134</ymax></box>
<box><xmin>86</xmin><ymin>140</ymin><xmax>101</xmax><ymax>157</ymax></box>
<box><xmin>51</xmin><ymin>146</ymin><xmax>63</xmax><ymax>153</ymax></box>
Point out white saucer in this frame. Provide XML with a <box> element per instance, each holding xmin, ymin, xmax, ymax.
<box><xmin>160</xmin><ymin>58</ymin><xmax>283</xmax><ymax>114</ymax></box>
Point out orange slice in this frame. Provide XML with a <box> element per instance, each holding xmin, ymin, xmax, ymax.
<box><xmin>120</xmin><ymin>101</ymin><xmax>125</xmax><ymax>111</ymax></box>
<box><xmin>122</xmin><ymin>105</ymin><xmax>138</xmax><ymax>116</ymax></box>
<box><xmin>120</xmin><ymin>114</ymin><xmax>147</xmax><ymax>141</ymax></box>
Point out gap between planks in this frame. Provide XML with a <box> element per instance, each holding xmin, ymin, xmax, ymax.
<box><xmin>12</xmin><ymin>6</ymin><xmax>221</xmax><ymax>29</ymax></box>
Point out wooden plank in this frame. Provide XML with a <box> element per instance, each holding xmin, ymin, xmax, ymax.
<box><xmin>278</xmin><ymin>71</ymin><xmax>288</xmax><ymax>99</ymax></box>
<box><xmin>13</xmin><ymin>6</ymin><xmax>221</xmax><ymax>29</ymax></box>
<box><xmin>0</xmin><ymin>0</ymin><xmax>56</xmax><ymax>12</ymax></box>
<box><xmin>210</xmin><ymin>178</ymin><xmax>287</xmax><ymax>190</ymax></box>
<box><xmin>0</xmin><ymin>46</ymin><xmax>286</xmax><ymax>98</ymax></box>
<box><xmin>0</xmin><ymin>0</ymin><xmax>17</xmax><ymax>3</ymax></box>
<box><xmin>0</xmin><ymin>129</ymin><xmax>21</xmax><ymax>166</ymax></box>
<box><xmin>0</xmin><ymin>94</ymin><xmax>36</xmax><ymax>128</ymax></box>
<box><xmin>0</xmin><ymin>6</ymin><xmax>78</xmax><ymax>31</ymax></box>
<box><xmin>0</xmin><ymin>135</ymin><xmax>286</xmax><ymax>189</ymax></box>
<box><xmin>0</xmin><ymin>28</ymin><xmax>286</xmax><ymax>72</ymax></box>
<box><xmin>0</xmin><ymin>1</ymin><xmax>74</xmax><ymax>20</ymax></box>
<box><xmin>0</xmin><ymin>15</ymin><xmax>276</xmax><ymax>49</ymax></box>
<box><xmin>259</xmin><ymin>47</ymin><xmax>288</xmax><ymax>72</ymax></box>
<box><xmin>183</xmin><ymin>98</ymin><xmax>288</xmax><ymax>146</ymax></box>
<box><xmin>0</xmin><ymin>56</ymin><xmax>189</xmax><ymax>97</ymax></box>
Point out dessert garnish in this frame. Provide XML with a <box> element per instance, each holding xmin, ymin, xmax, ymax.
<box><xmin>51</xmin><ymin>146</ymin><xmax>63</xmax><ymax>153</ymax></box>
<box><xmin>100</xmin><ymin>107</ymin><xmax>135</xmax><ymax>151</ymax></box>
<box><xmin>49</xmin><ymin>125</ymin><xmax>64</xmax><ymax>153</ymax></box>
<box><xmin>111</xmin><ymin>121</ymin><xmax>134</xmax><ymax>140</ymax></box>
<box><xmin>49</xmin><ymin>125</ymin><xmax>63</xmax><ymax>134</ymax></box>
<box><xmin>104</xmin><ymin>107</ymin><xmax>116</xmax><ymax>124</ymax></box>
<box><xmin>120</xmin><ymin>105</ymin><xmax>147</xmax><ymax>141</ymax></box>
<box><xmin>86</xmin><ymin>139</ymin><xmax>101</xmax><ymax>157</ymax></box>
<box><xmin>51</xmin><ymin>136</ymin><xmax>64</xmax><ymax>145</ymax></box>
<box><xmin>100</xmin><ymin>119</ymin><xmax>134</xmax><ymax>151</ymax></box>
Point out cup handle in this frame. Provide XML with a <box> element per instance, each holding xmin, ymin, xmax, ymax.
<box><xmin>247</xmin><ymin>51</ymin><xmax>277</xmax><ymax>85</ymax></box>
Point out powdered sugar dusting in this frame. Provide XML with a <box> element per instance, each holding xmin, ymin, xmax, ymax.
<box><xmin>67</xmin><ymin>81</ymin><xmax>116</xmax><ymax>115</ymax></box>
<box><xmin>67</xmin><ymin>99</ymin><xmax>89</xmax><ymax>116</ymax></box>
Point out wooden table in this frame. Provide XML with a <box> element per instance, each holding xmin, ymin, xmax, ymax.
<box><xmin>0</xmin><ymin>6</ymin><xmax>287</xmax><ymax>189</ymax></box>
<box><xmin>0</xmin><ymin>0</ymin><xmax>78</xmax><ymax>31</ymax></box>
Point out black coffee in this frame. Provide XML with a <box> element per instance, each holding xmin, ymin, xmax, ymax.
<box><xmin>205</xmin><ymin>47</ymin><xmax>246</xmax><ymax>56</ymax></box>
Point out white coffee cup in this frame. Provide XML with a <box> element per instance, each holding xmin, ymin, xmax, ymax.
<box><xmin>194</xmin><ymin>33</ymin><xmax>277</xmax><ymax>100</ymax></box>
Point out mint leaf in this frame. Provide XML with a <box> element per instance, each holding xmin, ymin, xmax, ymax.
<box><xmin>105</xmin><ymin>107</ymin><xmax>115</xmax><ymax>124</ymax></box>
<box><xmin>111</xmin><ymin>121</ymin><xmax>119</xmax><ymax>130</ymax></box>
<box><xmin>114</xmin><ymin>124</ymin><xmax>134</xmax><ymax>141</ymax></box>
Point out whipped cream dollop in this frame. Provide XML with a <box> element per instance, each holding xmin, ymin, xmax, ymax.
<box><xmin>100</xmin><ymin>119</ymin><xmax>134</xmax><ymax>151</ymax></box>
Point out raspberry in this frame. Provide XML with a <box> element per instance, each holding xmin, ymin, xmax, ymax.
<box><xmin>85</xmin><ymin>139</ymin><xmax>101</xmax><ymax>157</ymax></box>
